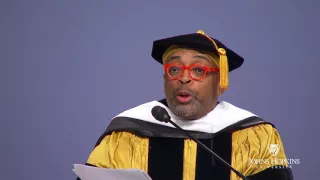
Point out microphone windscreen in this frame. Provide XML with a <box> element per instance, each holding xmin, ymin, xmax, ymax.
<box><xmin>151</xmin><ymin>106</ymin><xmax>169</xmax><ymax>122</ymax></box>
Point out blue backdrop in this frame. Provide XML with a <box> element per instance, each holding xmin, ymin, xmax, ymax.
<box><xmin>1</xmin><ymin>0</ymin><xmax>319</xmax><ymax>179</ymax></box>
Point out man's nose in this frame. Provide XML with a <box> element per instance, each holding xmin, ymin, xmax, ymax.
<box><xmin>179</xmin><ymin>69</ymin><xmax>192</xmax><ymax>84</ymax></box>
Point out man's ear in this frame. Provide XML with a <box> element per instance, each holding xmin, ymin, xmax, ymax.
<box><xmin>216</xmin><ymin>77</ymin><xmax>227</xmax><ymax>96</ymax></box>
<box><xmin>217</xmin><ymin>84</ymin><xmax>221</xmax><ymax>96</ymax></box>
<box><xmin>217</xmin><ymin>88</ymin><xmax>223</xmax><ymax>96</ymax></box>
<box><xmin>214</xmin><ymin>75</ymin><xmax>221</xmax><ymax>96</ymax></box>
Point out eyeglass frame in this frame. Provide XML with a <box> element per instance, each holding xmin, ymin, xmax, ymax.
<box><xmin>163</xmin><ymin>63</ymin><xmax>220</xmax><ymax>81</ymax></box>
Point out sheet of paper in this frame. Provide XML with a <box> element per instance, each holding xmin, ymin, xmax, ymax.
<box><xmin>73</xmin><ymin>164</ymin><xmax>152</xmax><ymax>180</ymax></box>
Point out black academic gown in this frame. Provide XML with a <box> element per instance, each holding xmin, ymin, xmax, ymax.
<box><xmin>77</xmin><ymin>99</ymin><xmax>294</xmax><ymax>180</ymax></box>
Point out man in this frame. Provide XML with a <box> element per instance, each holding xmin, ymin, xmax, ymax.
<box><xmin>77</xmin><ymin>30</ymin><xmax>293</xmax><ymax>180</ymax></box>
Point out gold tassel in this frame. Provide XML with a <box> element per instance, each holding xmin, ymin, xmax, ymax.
<box><xmin>196</xmin><ymin>30</ymin><xmax>229</xmax><ymax>93</ymax></box>
<box><xmin>218</xmin><ymin>48</ymin><xmax>228</xmax><ymax>91</ymax></box>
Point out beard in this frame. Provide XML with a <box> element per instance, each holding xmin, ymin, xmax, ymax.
<box><xmin>166</xmin><ymin>87</ymin><xmax>204</xmax><ymax>120</ymax></box>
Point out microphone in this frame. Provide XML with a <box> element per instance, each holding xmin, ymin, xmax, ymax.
<box><xmin>151</xmin><ymin>106</ymin><xmax>249</xmax><ymax>180</ymax></box>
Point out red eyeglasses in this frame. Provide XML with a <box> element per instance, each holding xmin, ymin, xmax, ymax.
<box><xmin>164</xmin><ymin>63</ymin><xmax>219</xmax><ymax>80</ymax></box>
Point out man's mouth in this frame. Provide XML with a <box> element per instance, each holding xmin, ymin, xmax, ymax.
<box><xmin>176</xmin><ymin>90</ymin><xmax>193</xmax><ymax>104</ymax></box>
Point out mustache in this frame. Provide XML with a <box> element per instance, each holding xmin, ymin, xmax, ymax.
<box><xmin>172</xmin><ymin>86</ymin><xmax>197</xmax><ymax>97</ymax></box>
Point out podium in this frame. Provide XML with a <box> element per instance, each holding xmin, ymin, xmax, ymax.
<box><xmin>73</xmin><ymin>164</ymin><xmax>152</xmax><ymax>180</ymax></box>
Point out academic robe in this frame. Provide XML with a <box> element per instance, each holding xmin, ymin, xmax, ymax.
<box><xmin>77</xmin><ymin>99</ymin><xmax>294</xmax><ymax>180</ymax></box>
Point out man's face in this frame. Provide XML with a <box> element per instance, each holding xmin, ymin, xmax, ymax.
<box><xmin>163</xmin><ymin>48</ymin><xmax>220</xmax><ymax>120</ymax></box>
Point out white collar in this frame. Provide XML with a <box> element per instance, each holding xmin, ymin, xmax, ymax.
<box><xmin>112</xmin><ymin>100</ymin><xmax>257</xmax><ymax>133</ymax></box>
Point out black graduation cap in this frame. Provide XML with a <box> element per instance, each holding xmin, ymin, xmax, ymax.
<box><xmin>151</xmin><ymin>30</ymin><xmax>244</xmax><ymax>93</ymax></box>
<box><xmin>151</xmin><ymin>30</ymin><xmax>244</xmax><ymax>72</ymax></box>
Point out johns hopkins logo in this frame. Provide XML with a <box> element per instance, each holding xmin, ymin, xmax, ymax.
<box><xmin>248</xmin><ymin>143</ymin><xmax>300</xmax><ymax>169</ymax></box>
<box><xmin>268</xmin><ymin>144</ymin><xmax>280</xmax><ymax>156</ymax></box>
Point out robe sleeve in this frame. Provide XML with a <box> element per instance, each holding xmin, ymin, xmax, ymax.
<box><xmin>75</xmin><ymin>131</ymin><xmax>149</xmax><ymax>180</ymax></box>
<box><xmin>231</xmin><ymin>124</ymin><xmax>294</xmax><ymax>180</ymax></box>
<box><xmin>86</xmin><ymin>131</ymin><xmax>149</xmax><ymax>170</ymax></box>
